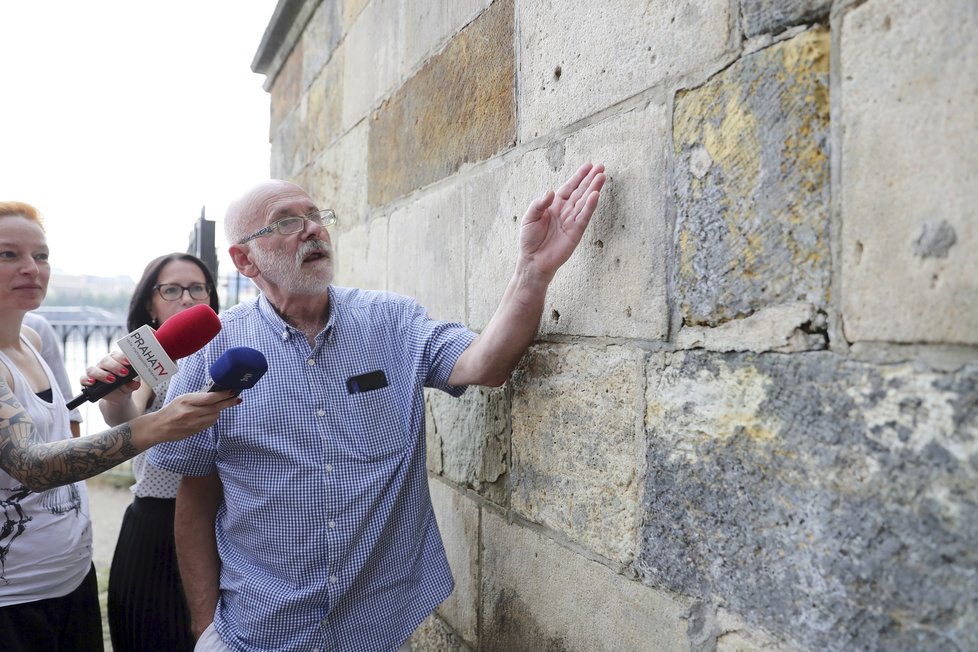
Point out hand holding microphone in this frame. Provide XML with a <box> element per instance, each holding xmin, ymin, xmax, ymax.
<box><xmin>70</xmin><ymin>304</ymin><xmax>222</xmax><ymax>410</ymax></box>
<box><xmin>127</xmin><ymin>348</ymin><xmax>267</xmax><ymax>447</ymax></box>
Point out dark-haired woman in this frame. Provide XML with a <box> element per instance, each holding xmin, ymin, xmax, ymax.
<box><xmin>94</xmin><ymin>253</ymin><xmax>220</xmax><ymax>652</ymax></box>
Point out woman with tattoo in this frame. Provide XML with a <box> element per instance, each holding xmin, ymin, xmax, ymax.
<box><xmin>0</xmin><ymin>202</ymin><xmax>240</xmax><ymax>651</ymax></box>
<box><xmin>92</xmin><ymin>253</ymin><xmax>219</xmax><ymax>652</ymax></box>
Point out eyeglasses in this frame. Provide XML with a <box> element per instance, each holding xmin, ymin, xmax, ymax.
<box><xmin>237</xmin><ymin>209</ymin><xmax>337</xmax><ymax>244</ymax></box>
<box><xmin>153</xmin><ymin>283</ymin><xmax>212</xmax><ymax>302</ymax></box>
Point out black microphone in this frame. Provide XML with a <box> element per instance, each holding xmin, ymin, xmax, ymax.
<box><xmin>66</xmin><ymin>305</ymin><xmax>222</xmax><ymax>410</ymax></box>
<box><xmin>204</xmin><ymin>347</ymin><xmax>268</xmax><ymax>393</ymax></box>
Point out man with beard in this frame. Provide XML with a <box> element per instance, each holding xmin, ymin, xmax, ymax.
<box><xmin>148</xmin><ymin>163</ymin><xmax>606</xmax><ymax>652</ymax></box>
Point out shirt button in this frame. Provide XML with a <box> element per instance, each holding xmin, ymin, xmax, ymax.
<box><xmin>325</xmin><ymin>463</ymin><xmax>333</xmax><ymax>472</ymax></box>
<box><xmin>328</xmin><ymin>520</ymin><xmax>336</xmax><ymax>528</ymax></box>
<box><xmin>307</xmin><ymin>358</ymin><xmax>315</xmax><ymax>366</ymax></box>
<box><xmin>329</xmin><ymin>575</ymin><xmax>338</xmax><ymax>584</ymax></box>
<box><xmin>316</xmin><ymin>409</ymin><xmax>326</xmax><ymax>417</ymax></box>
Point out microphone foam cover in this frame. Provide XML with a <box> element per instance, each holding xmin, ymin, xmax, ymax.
<box><xmin>209</xmin><ymin>347</ymin><xmax>268</xmax><ymax>390</ymax></box>
<box><xmin>154</xmin><ymin>304</ymin><xmax>222</xmax><ymax>360</ymax></box>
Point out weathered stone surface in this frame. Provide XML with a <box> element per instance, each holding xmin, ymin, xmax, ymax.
<box><xmin>518</xmin><ymin>0</ymin><xmax>731</xmax><ymax>141</ymax></box>
<box><xmin>674</xmin><ymin>28</ymin><xmax>830</xmax><ymax>327</ymax></box>
<box><xmin>342</xmin><ymin>0</ymin><xmax>402</xmax><ymax>130</ymax></box>
<box><xmin>270</xmin><ymin>103</ymin><xmax>306</xmax><ymax>180</ymax></box>
<box><xmin>741</xmin><ymin>0</ymin><xmax>830</xmax><ymax>38</ymax></box>
<box><xmin>367</xmin><ymin>0</ymin><xmax>515</xmax><ymax>207</ymax></box>
<box><xmin>511</xmin><ymin>344</ymin><xmax>645</xmax><ymax>563</ymax></box>
<box><xmin>301</xmin><ymin>44</ymin><xmax>345</xmax><ymax>165</ymax></box>
<box><xmin>300</xmin><ymin>0</ymin><xmax>342</xmax><ymax>92</ymax></box>
<box><xmin>429</xmin><ymin>479</ymin><xmax>480</xmax><ymax>643</ymax></box>
<box><xmin>386</xmin><ymin>183</ymin><xmax>466</xmax><ymax>321</ymax></box>
<box><xmin>641</xmin><ymin>351</ymin><xmax>978</xmax><ymax>652</ymax></box>
<box><xmin>675</xmin><ymin>302</ymin><xmax>827</xmax><ymax>353</ymax></box>
<box><xmin>331</xmin><ymin>216</ymin><xmax>387</xmax><ymax>291</ymax></box>
<box><xmin>410</xmin><ymin>613</ymin><xmax>474</xmax><ymax>652</ymax></box>
<box><xmin>400</xmin><ymin>0</ymin><xmax>493</xmax><ymax>78</ymax></box>
<box><xmin>426</xmin><ymin>387</ymin><xmax>509</xmax><ymax>505</ymax></box>
<box><xmin>342</xmin><ymin>0</ymin><xmax>370</xmax><ymax>31</ymax></box>
<box><xmin>304</xmin><ymin>119</ymin><xmax>368</xmax><ymax>229</ymax></box>
<box><xmin>465</xmin><ymin>103</ymin><xmax>671</xmax><ymax>340</ymax></box>
<box><xmin>715</xmin><ymin>607</ymin><xmax>802</xmax><ymax>652</ymax></box>
<box><xmin>840</xmin><ymin>0</ymin><xmax>978</xmax><ymax>344</ymax></box>
<box><xmin>481</xmin><ymin>509</ymin><xmax>692</xmax><ymax>652</ymax></box>
<box><xmin>269</xmin><ymin>33</ymin><xmax>303</xmax><ymax>136</ymax></box>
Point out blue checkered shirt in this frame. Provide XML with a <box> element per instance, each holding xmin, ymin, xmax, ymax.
<box><xmin>149</xmin><ymin>287</ymin><xmax>476</xmax><ymax>652</ymax></box>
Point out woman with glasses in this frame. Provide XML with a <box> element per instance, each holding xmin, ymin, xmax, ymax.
<box><xmin>91</xmin><ymin>253</ymin><xmax>219</xmax><ymax>652</ymax></box>
<box><xmin>0</xmin><ymin>205</ymin><xmax>237</xmax><ymax>652</ymax></box>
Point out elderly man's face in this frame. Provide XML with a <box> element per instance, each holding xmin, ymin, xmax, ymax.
<box><xmin>246</xmin><ymin>187</ymin><xmax>334</xmax><ymax>296</ymax></box>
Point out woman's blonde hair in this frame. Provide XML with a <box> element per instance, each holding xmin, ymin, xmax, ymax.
<box><xmin>0</xmin><ymin>201</ymin><xmax>45</xmax><ymax>231</ymax></box>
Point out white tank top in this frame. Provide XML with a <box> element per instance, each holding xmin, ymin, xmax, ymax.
<box><xmin>0</xmin><ymin>336</ymin><xmax>92</xmax><ymax>606</ymax></box>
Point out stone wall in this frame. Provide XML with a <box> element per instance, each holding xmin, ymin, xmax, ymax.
<box><xmin>253</xmin><ymin>1</ymin><xmax>977</xmax><ymax>650</ymax></box>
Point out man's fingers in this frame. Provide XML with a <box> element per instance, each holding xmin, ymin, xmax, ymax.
<box><xmin>555</xmin><ymin>163</ymin><xmax>594</xmax><ymax>200</ymax></box>
<box><xmin>569</xmin><ymin>171</ymin><xmax>606</xmax><ymax>221</ymax></box>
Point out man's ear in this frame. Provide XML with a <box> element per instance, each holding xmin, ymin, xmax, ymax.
<box><xmin>229</xmin><ymin>244</ymin><xmax>259</xmax><ymax>279</ymax></box>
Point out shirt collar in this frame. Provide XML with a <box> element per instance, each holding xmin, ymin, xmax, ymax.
<box><xmin>255</xmin><ymin>286</ymin><xmax>337</xmax><ymax>343</ymax></box>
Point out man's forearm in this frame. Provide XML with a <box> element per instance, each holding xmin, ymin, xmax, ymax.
<box><xmin>176</xmin><ymin>473</ymin><xmax>223</xmax><ymax>639</ymax></box>
<box><xmin>449</xmin><ymin>266</ymin><xmax>551</xmax><ymax>387</ymax></box>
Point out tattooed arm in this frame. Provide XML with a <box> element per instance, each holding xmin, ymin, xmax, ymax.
<box><xmin>0</xmin><ymin>375</ymin><xmax>239</xmax><ymax>492</ymax></box>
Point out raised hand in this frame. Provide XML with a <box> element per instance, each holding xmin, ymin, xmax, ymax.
<box><xmin>518</xmin><ymin>162</ymin><xmax>606</xmax><ymax>281</ymax></box>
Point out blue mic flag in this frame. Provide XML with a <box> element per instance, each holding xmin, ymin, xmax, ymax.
<box><xmin>206</xmin><ymin>347</ymin><xmax>268</xmax><ymax>392</ymax></box>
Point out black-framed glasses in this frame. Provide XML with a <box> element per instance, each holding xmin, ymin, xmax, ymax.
<box><xmin>237</xmin><ymin>209</ymin><xmax>337</xmax><ymax>244</ymax></box>
<box><xmin>153</xmin><ymin>283</ymin><xmax>212</xmax><ymax>302</ymax></box>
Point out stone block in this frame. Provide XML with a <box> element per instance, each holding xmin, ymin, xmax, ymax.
<box><xmin>641</xmin><ymin>351</ymin><xmax>978</xmax><ymax>652</ymax></box>
<box><xmin>519</xmin><ymin>0</ymin><xmax>731</xmax><ymax>141</ymax></box>
<box><xmin>400</xmin><ymin>0</ymin><xmax>493</xmax><ymax>79</ymax></box>
<box><xmin>675</xmin><ymin>302</ymin><xmax>827</xmax><ymax>352</ymax></box>
<box><xmin>426</xmin><ymin>387</ymin><xmax>509</xmax><ymax>504</ymax></box>
<box><xmin>387</xmin><ymin>183</ymin><xmax>466</xmax><ymax>321</ymax></box>
<box><xmin>511</xmin><ymin>343</ymin><xmax>645</xmax><ymax>564</ymax></box>
<box><xmin>741</xmin><ymin>0</ymin><xmax>831</xmax><ymax>38</ymax></box>
<box><xmin>429</xmin><ymin>479</ymin><xmax>479</xmax><ymax>643</ymax></box>
<box><xmin>304</xmin><ymin>120</ymin><xmax>368</xmax><ymax>229</ymax></box>
<box><xmin>342</xmin><ymin>0</ymin><xmax>402</xmax><ymax>130</ymax></box>
<box><xmin>367</xmin><ymin>0</ymin><xmax>515</xmax><ymax>207</ymax></box>
<box><xmin>546</xmin><ymin>104</ymin><xmax>672</xmax><ymax>340</ymax></box>
<box><xmin>332</xmin><ymin>216</ymin><xmax>387</xmax><ymax>292</ymax></box>
<box><xmin>674</xmin><ymin>28</ymin><xmax>830</xmax><ymax>327</ymax></box>
<box><xmin>481</xmin><ymin>509</ymin><xmax>691</xmax><ymax>651</ymax></box>
<box><xmin>270</xmin><ymin>102</ymin><xmax>307</xmax><ymax>179</ymax></box>
<box><xmin>342</xmin><ymin>0</ymin><xmax>370</xmax><ymax>31</ymax></box>
<box><xmin>302</xmin><ymin>44</ymin><xmax>345</xmax><ymax>164</ymax></box>
<box><xmin>840</xmin><ymin>0</ymin><xmax>978</xmax><ymax>344</ymax></box>
<box><xmin>300</xmin><ymin>0</ymin><xmax>342</xmax><ymax>92</ymax></box>
<box><xmin>465</xmin><ymin>103</ymin><xmax>672</xmax><ymax>340</ymax></box>
<box><xmin>410</xmin><ymin>613</ymin><xmax>474</xmax><ymax>652</ymax></box>
<box><xmin>269</xmin><ymin>35</ymin><xmax>304</xmax><ymax>136</ymax></box>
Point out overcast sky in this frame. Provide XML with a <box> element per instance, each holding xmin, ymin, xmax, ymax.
<box><xmin>0</xmin><ymin>1</ymin><xmax>278</xmax><ymax>279</ymax></box>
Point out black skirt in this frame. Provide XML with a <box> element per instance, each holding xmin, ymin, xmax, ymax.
<box><xmin>107</xmin><ymin>496</ymin><xmax>195</xmax><ymax>652</ymax></box>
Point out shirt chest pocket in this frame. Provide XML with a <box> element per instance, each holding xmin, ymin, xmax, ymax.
<box><xmin>338</xmin><ymin>385</ymin><xmax>409</xmax><ymax>461</ymax></box>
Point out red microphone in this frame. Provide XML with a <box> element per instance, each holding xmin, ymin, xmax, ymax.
<box><xmin>66</xmin><ymin>304</ymin><xmax>221</xmax><ymax>409</ymax></box>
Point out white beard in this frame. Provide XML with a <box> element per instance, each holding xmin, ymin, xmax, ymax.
<box><xmin>251</xmin><ymin>239</ymin><xmax>333</xmax><ymax>295</ymax></box>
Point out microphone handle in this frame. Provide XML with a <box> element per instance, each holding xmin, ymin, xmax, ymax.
<box><xmin>65</xmin><ymin>364</ymin><xmax>137</xmax><ymax>409</ymax></box>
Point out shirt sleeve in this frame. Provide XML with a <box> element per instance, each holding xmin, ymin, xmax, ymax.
<box><xmin>403</xmin><ymin>300</ymin><xmax>477</xmax><ymax>396</ymax></box>
<box><xmin>147</xmin><ymin>348</ymin><xmax>218</xmax><ymax>476</ymax></box>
